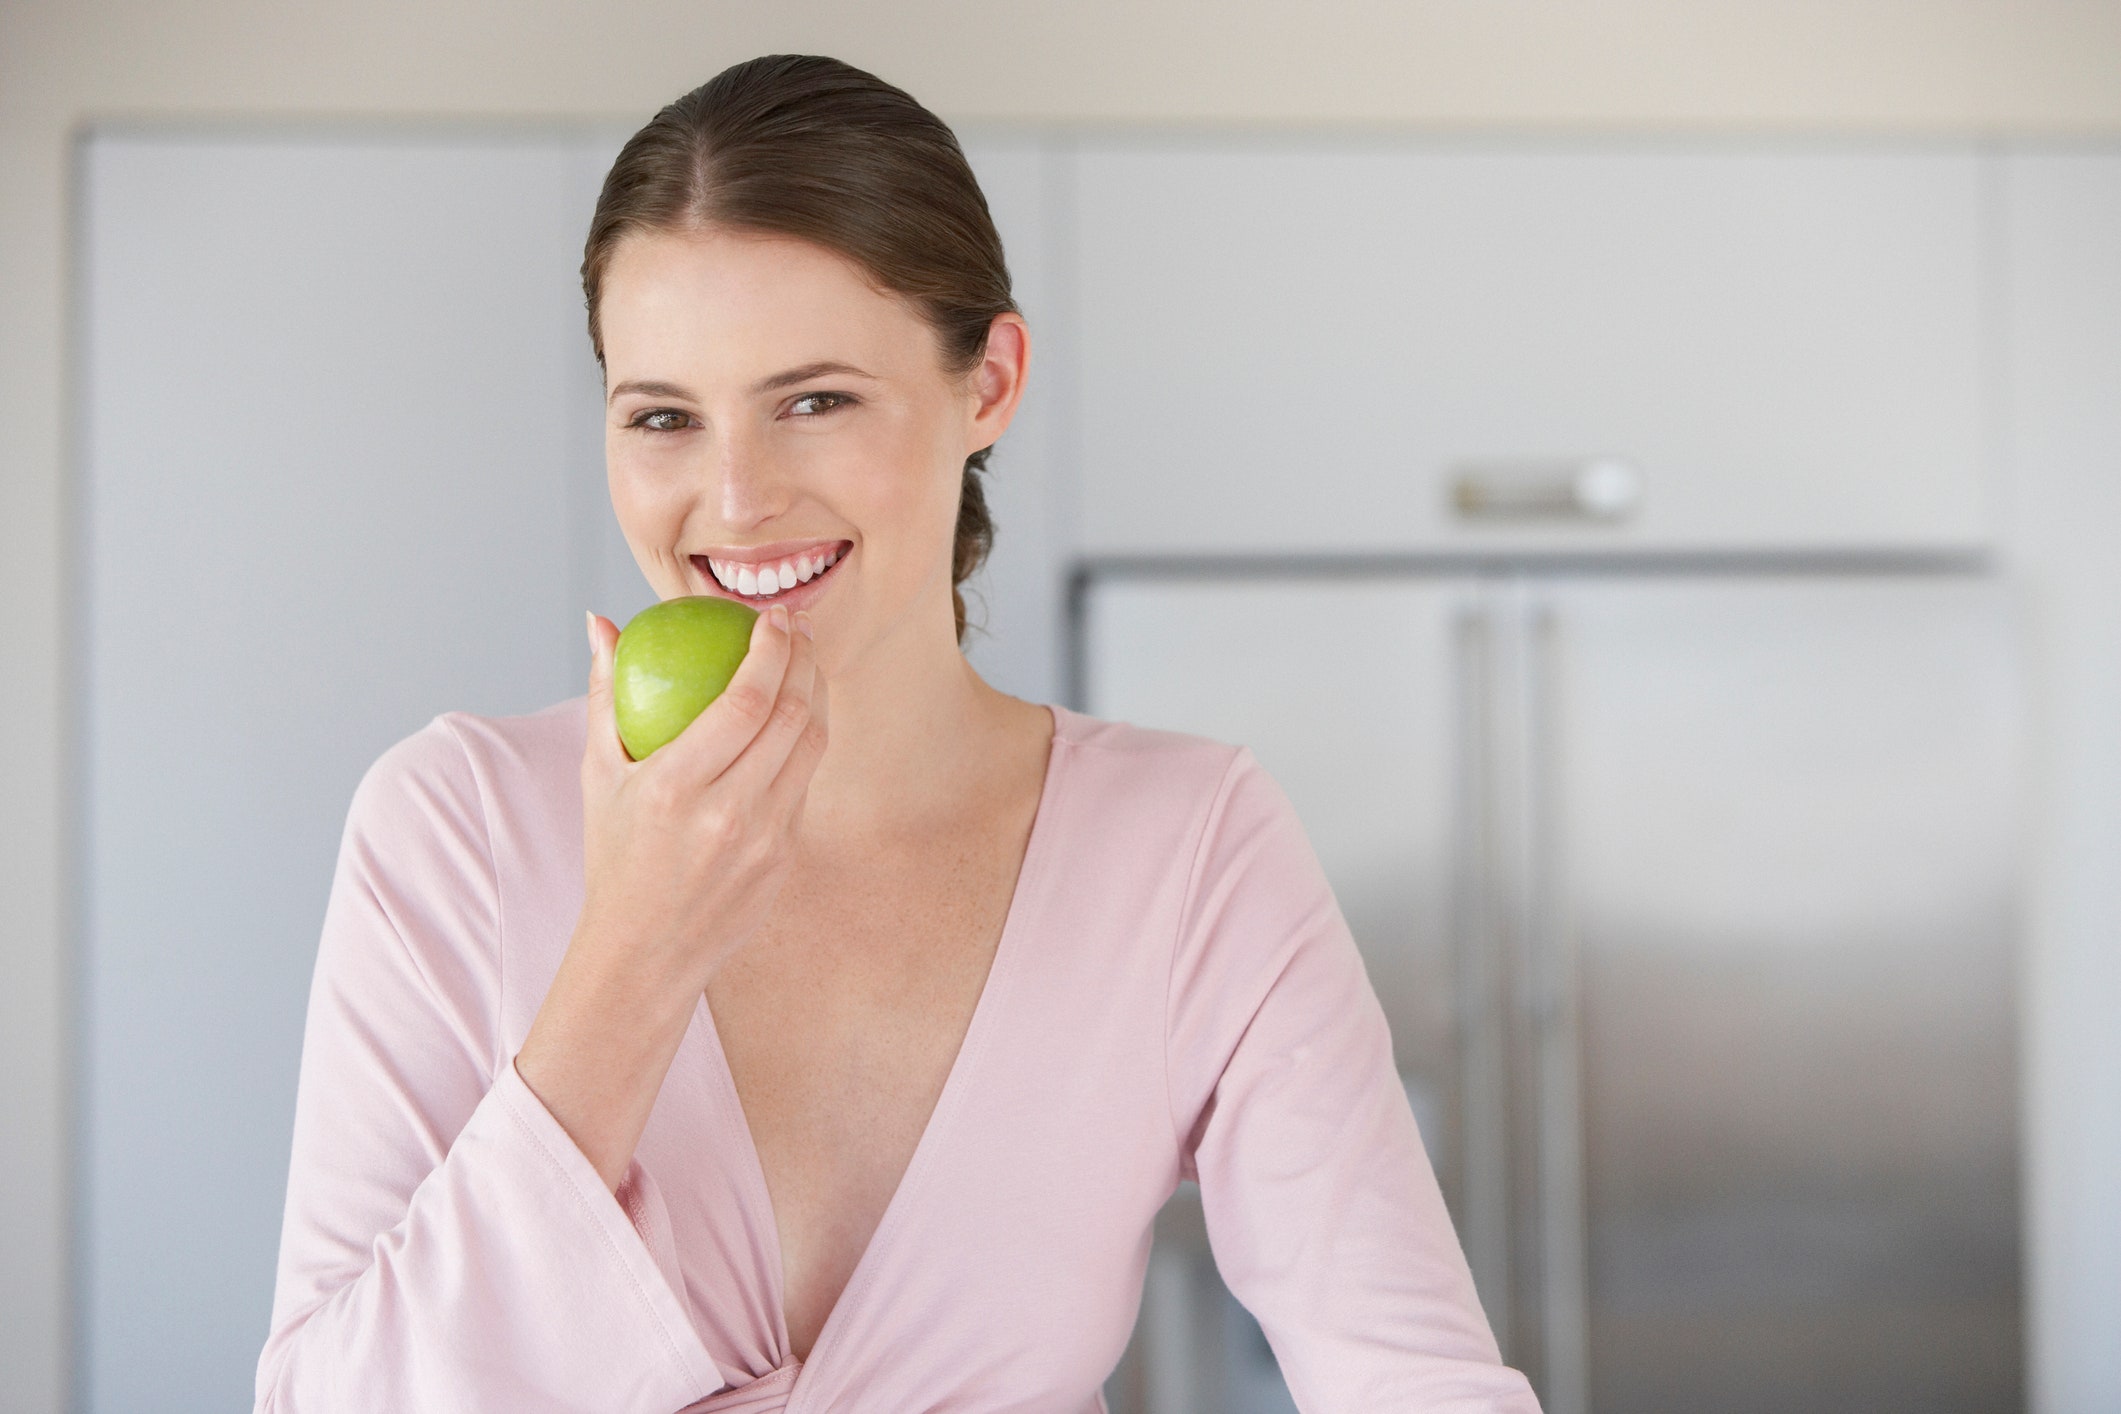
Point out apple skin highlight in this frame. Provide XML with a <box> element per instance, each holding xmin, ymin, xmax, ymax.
<box><xmin>611</xmin><ymin>596</ymin><xmax>761</xmax><ymax>760</ymax></box>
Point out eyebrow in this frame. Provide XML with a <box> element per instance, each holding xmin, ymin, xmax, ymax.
<box><xmin>606</xmin><ymin>378</ymin><xmax>693</xmax><ymax>404</ymax></box>
<box><xmin>606</xmin><ymin>361</ymin><xmax>878</xmax><ymax>405</ymax></box>
<box><xmin>750</xmin><ymin>360</ymin><xmax>876</xmax><ymax>395</ymax></box>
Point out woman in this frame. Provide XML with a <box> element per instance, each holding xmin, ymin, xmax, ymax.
<box><xmin>255</xmin><ymin>54</ymin><xmax>1538</xmax><ymax>1414</ymax></box>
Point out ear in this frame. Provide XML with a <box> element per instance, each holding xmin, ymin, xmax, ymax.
<box><xmin>965</xmin><ymin>312</ymin><xmax>1030</xmax><ymax>457</ymax></box>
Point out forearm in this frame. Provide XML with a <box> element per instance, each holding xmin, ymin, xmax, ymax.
<box><xmin>514</xmin><ymin>922</ymin><xmax>706</xmax><ymax>1194</ymax></box>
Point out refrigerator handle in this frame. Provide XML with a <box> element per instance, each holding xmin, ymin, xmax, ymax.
<box><xmin>1452</xmin><ymin>598</ymin><xmax>1512</xmax><ymax>1352</ymax></box>
<box><xmin>1526</xmin><ymin>600</ymin><xmax>1590</xmax><ymax>1414</ymax></box>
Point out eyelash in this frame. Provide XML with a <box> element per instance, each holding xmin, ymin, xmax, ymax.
<box><xmin>626</xmin><ymin>392</ymin><xmax>856</xmax><ymax>434</ymax></box>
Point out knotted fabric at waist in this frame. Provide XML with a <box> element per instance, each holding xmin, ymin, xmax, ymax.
<box><xmin>675</xmin><ymin>1361</ymin><xmax>800</xmax><ymax>1414</ymax></box>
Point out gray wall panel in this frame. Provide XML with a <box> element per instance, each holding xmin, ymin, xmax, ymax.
<box><xmin>80</xmin><ymin>132</ymin><xmax>594</xmax><ymax>1412</ymax></box>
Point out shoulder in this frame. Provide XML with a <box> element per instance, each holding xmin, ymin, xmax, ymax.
<box><xmin>1042</xmin><ymin>706</ymin><xmax>1310</xmax><ymax>917</ymax></box>
<box><xmin>346</xmin><ymin>695</ymin><xmax>585</xmax><ymax>850</ymax></box>
<box><xmin>327</xmin><ymin>696</ymin><xmax>587</xmax><ymax>994</ymax></box>
<box><xmin>1049</xmin><ymin>703</ymin><xmax>1250</xmax><ymax>800</ymax></box>
<box><xmin>1049</xmin><ymin>703</ymin><xmax>1290</xmax><ymax>843</ymax></box>
<box><xmin>310</xmin><ymin>704</ymin><xmax>585</xmax><ymax>1087</ymax></box>
<box><xmin>1050</xmin><ymin>711</ymin><xmax>1327</xmax><ymax>949</ymax></box>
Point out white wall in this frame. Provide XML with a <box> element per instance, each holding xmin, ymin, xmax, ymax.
<box><xmin>9</xmin><ymin>5</ymin><xmax>2121</xmax><ymax>1413</ymax></box>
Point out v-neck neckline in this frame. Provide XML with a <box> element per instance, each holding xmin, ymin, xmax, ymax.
<box><xmin>688</xmin><ymin>703</ymin><xmax>1071</xmax><ymax>1406</ymax></box>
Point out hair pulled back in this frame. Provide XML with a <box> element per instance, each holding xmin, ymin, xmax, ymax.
<box><xmin>583</xmin><ymin>54</ymin><xmax>1015</xmax><ymax>645</ymax></box>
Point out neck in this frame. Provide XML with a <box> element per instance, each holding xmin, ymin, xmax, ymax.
<box><xmin>800</xmin><ymin>584</ymin><xmax>1019</xmax><ymax>839</ymax></box>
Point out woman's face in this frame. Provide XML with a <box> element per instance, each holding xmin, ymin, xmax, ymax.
<box><xmin>597</xmin><ymin>226</ymin><xmax>1024</xmax><ymax>679</ymax></box>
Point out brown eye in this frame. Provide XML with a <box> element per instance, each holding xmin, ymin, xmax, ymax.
<box><xmin>788</xmin><ymin>392</ymin><xmax>853</xmax><ymax>417</ymax></box>
<box><xmin>633</xmin><ymin>409</ymin><xmax>691</xmax><ymax>432</ymax></box>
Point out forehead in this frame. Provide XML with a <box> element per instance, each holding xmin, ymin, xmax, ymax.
<box><xmin>598</xmin><ymin>227</ymin><xmax>940</xmax><ymax>384</ymax></box>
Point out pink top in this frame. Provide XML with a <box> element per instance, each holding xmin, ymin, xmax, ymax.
<box><xmin>256</xmin><ymin>698</ymin><xmax>1539</xmax><ymax>1413</ymax></box>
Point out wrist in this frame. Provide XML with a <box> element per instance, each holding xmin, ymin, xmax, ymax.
<box><xmin>513</xmin><ymin>921</ymin><xmax>706</xmax><ymax>1192</ymax></box>
<box><xmin>559</xmin><ymin>909</ymin><xmax>715</xmax><ymax>1022</ymax></box>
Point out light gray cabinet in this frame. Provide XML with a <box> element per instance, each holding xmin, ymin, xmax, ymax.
<box><xmin>79</xmin><ymin>132</ymin><xmax>598</xmax><ymax>1414</ymax></box>
<box><xmin>1073</xmin><ymin>144</ymin><xmax>1991</xmax><ymax>556</ymax></box>
<box><xmin>1996</xmin><ymin>150</ymin><xmax>2121</xmax><ymax>1414</ymax></box>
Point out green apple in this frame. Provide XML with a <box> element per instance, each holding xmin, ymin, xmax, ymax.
<box><xmin>611</xmin><ymin>596</ymin><xmax>760</xmax><ymax>760</ymax></box>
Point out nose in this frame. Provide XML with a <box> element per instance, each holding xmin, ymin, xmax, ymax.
<box><xmin>704</xmin><ymin>425</ymin><xmax>791</xmax><ymax>531</ymax></box>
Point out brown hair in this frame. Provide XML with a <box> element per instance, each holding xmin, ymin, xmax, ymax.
<box><xmin>583</xmin><ymin>54</ymin><xmax>1015</xmax><ymax>645</ymax></box>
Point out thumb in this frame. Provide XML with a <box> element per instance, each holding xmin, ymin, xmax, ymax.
<box><xmin>583</xmin><ymin>611</ymin><xmax>629</xmax><ymax>772</ymax></box>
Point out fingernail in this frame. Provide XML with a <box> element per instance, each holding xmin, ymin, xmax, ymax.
<box><xmin>771</xmin><ymin>604</ymin><xmax>791</xmax><ymax>634</ymax></box>
<box><xmin>585</xmin><ymin>610</ymin><xmax>597</xmax><ymax>656</ymax></box>
<box><xmin>794</xmin><ymin>610</ymin><xmax>814</xmax><ymax>640</ymax></box>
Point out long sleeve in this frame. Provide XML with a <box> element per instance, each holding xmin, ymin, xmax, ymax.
<box><xmin>254</xmin><ymin>718</ymin><xmax>727</xmax><ymax>1413</ymax></box>
<box><xmin>1166</xmin><ymin>747</ymin><xmax>1542</xmax><ymax>1413</ymax></box>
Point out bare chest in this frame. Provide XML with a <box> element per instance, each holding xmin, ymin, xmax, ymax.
<box><xmin>702</xmin><ymin>814</ymin><xmax>1035</xmax><ymax>1362</ymax></box>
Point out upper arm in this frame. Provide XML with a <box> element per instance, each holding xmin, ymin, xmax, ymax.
<box><xmin>269</xmin><ymin>720</ymin><xmax>504</xmax><ymax>1325</ymax></box>
<box><xmin>1165</xmin><ymin>749</ymin><xmax>1535</xmax><ymax>1410</ymax></box>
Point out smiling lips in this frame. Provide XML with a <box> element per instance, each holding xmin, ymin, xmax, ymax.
<box><xmin>694</xmin><ymin>542</ymin><xmax>848</xmax><ymax>601</ymax></box>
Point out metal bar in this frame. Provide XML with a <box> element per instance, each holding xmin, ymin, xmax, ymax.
<box><xmin>1491</xmin><ymin>581</ymin><xmax>1545</xmax><ymax>1391</ymax></box>
<box><xmin>1452</xmin><ymin>596</ymin><xmax>1513</xmax><ymax>1355</ymax></box>
<box><xmin>1525</xmin><ymin>596</ymin><xmax>1590</xmax><ymax>1414</ymax></box>
<box><xmin>1068</xmin><ymin>546</ymin><xmax>1993</xmax><ymax>583</ymax></box>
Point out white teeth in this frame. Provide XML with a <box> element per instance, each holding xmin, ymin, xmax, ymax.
<box><xmin>706</xmin><ymin>545</ymin><xmax>842</xmax><ymax>598</ymax></box>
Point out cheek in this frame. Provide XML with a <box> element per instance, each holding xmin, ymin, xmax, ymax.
<box><xmin>841</xmin><ymin>423</ymin><xmax>965</xmax><ymax>560</ymax></box>
<box><xmin>606</xmin><ymin>442</ymin><xmax>688</xmax><ymax>536</ymax></box>
<box><xmin>604</xmin><ymin>443</ymin><xmax>702</xmax><ymax>598</ymax></box>
<box><xmin>874</xmin><ymin>396</ymin><xmax>975</xmax><ymax>512</ymax></box>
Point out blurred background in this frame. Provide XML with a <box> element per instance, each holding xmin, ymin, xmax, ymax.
<box><xmin>5</xmin><ymin>3</ymin><xmax>2120</xmax><ymax>1412</ymax></box>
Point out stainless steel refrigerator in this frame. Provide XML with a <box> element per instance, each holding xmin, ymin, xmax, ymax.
<box><xmin>1083</xmin><ymin>563</ymin><xmax>2025</xmax><ymax>1414</ymax></box>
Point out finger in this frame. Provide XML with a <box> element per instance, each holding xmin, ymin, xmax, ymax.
<box><xmin>657</xmin><ymin>603</ymin><xmax>796</xmax><ymax>784</ymax></box>
<box><xmin>582</xmin><ymin>611</ymin><xmax>629</xmax><ymax>775</ymax></box>
<box><xmin>765</xmin><ymin>652</ymin><xmax>828</xmax><ymax>810</ymax></box>
<box><xmin>806</xmin><ymin>634</ymin><xmax>827</xmax><ymax>734</ymax></box>
<box><xmin>716</xmin><ymin>605</ymin><xmax>820</xmax><ymax>800</ymax></box>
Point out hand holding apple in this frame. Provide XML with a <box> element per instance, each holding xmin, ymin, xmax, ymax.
<box><xmin>514</xmin><ymin>601</ymin><xmax>827</xmax><ymax>1193</ymax></box>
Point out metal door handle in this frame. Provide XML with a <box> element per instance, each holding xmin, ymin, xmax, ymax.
<box><xmin>1451</xmin><ymin>458</ymin><xmax>1643</xmax><ymax>522</ymax></box>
